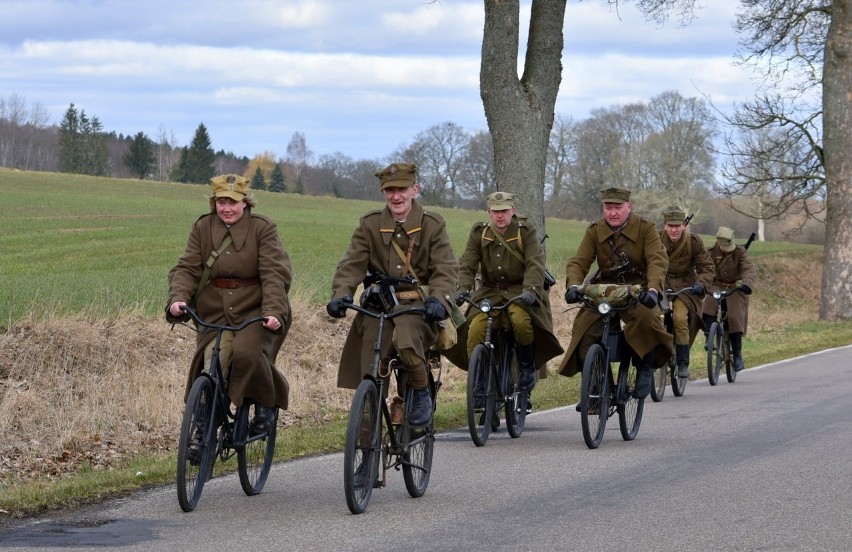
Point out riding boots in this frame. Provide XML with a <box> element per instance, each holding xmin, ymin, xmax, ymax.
<box><xmin>632</xmin><ymin>351</ymin><xmax>654</xmax><ymax>399</ymax></box>
<box><xmin>516</xmin><ymin>343</ymin><xmax>537</xmax><ymax>391</ymax></box>
<box><xmin>730</xmin><ymin>332</ymin><xmax>744</xmax><ymax>371</ymax></box>
<box><xmin>675</xmin><ymin>344</ymin><xmax>691</xmax><ymax>378</ymax></box>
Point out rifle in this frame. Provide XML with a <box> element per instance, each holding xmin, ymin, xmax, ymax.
<box><xmin>743</xmin><ymin>232</ymin><xmax>757</xmax><ymax>250</ymax></box>
<box><xmin>540</xmin><ymin>233</ymin><xmax>557</xmax><ymax>290</ymax></box>
<box><xmin>683</xmin><ymin>213</ymin><xmax>694</xmax><ymax>227</ymax></box>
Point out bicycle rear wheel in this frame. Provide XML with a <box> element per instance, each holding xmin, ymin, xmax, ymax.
<box><xmin>707</xmin><ymin>322</ymin><xmax>722</xmax><ymax>385</ymax></box>
<box><xmin>504</xmin><ymin>351</ymin><xmax>525</xmax><ymax>438</ymax></box>
<box><xmin>403</xmin><ymin>374</ymin><xmax>436</xmax><ymax>498</ymax></box>
<box><xmin>724</xmin><ymin>335</ymin><xmax>737</xmax><ymax>383</ymax></box>
<box><xmin>466</xmin><ymin>344</ymin><xmax>494</xmax><ymax>447</ymax></box>
<box><xmin>238</xmin><ymin>403</ymin><xmax>277</xmax><ymax>496</ymax></box>
<box><xmin>650</xmin><ymin>364</ymin><xmax>666</xmax><ymax>402</ymax></box>
<box><xmin>580</xmin><ymin>344</ymin><xmax>609</xmax><ymax>449</ymax></box>
<box><xmin>177</xmin><ymin>376</ymin><xmax>215</xmax><ymax>512</ymax></box>
<box><xmin>618</xmin><ymin>362</ymin><xmax>644</xmax><ymax>441</ymax></box>
<box><xmin>343</xmin><ymin>379</ymin><xmax>381</xmax><ymax>514</ymax></box>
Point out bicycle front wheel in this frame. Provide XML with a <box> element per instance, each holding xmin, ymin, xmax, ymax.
<box><xmin>580</xmin><ymin>344</ymin><xmax>609</xmax><ymax>449</ymax></box>
<box><xmin>707</xmin><ymin>322</ymin><xmax>722</xmax><ymax>385</ymax></box>
<box><xmin>618</xmin><ymin>362</ymin><xmax>644</xmax><ymax>441</ymax></box>
<box><xmin>671</xmin><ymin>354</ymin><xmax>688</xmax><ymax>397</ymax></box>
<box><xmin>177</xmin><ymin>376</ymin><xmax>215</xmax><ymax>512</ymax></box>
<box><xmin>504</xmin><ymin>352</ymin><xmax>525</xmax><ymax>438</ymax></box>
<box><xmin>466</xmin><ymin>344</ymin><xmax>494</xmax><ymax>447</ymax></box>
<box><xmin>724</xmin><ymin>334</ymin><xmax>737</xmax><ymax>383</ymax></box>
<box><xmin>343</xmin><ymin>379</ymin><xmax>381</xmax><ymax>514</ymax></box>
<box><xmin>238</xmin><ymin>403</ymin><xmax>277</xmax><ymax>496</ymax></box>
<box><xmin>403</xmin><ymin>373</ymin><xmax>436</xmax><ymax>498</ymax></box>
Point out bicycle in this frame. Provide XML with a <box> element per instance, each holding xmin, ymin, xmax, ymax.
<box><xmin>574</xmin><ymin>284</ymin><xmax>645</xmax><ymax>449</ymax></box>
<box><xmin>653</xmin><ymin>287</ymin><xmax>693</xmax><ymax>400</ymax></box>
<box><xmin>174</xmin><ymin>306</ymin><xmax>278</xmax><ymax>513</ymax></box>
<box><xmin>339</xmin><ymin>293</ymin><xmax>441</xmax><ymax>515</ymax></box>
<box><xmin>706</xmin><ymin>287</ymin><xmax>745</xmax><ymax>385</ymax></box>
<box><xmin>459</xmin><ymin>294</ymin><xmax>528</xmax><ymax>447</ymax></box>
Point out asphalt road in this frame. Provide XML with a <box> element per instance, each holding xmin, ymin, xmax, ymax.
<box><xmin>3</xmin><ymin>345</ymin><xmax>852</xmax><ymax>551</ymax></box>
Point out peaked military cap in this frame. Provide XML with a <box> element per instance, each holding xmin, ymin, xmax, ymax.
<box><xmin>662</xmin><ymin>206</ymin><xmax>687</xmax><ymax>224</ymax></box>
<box><xmin>210</xmin><ymin>174</ymin><xmax>251</xmax><ymax>201</ymax></box>
<box><xmin>600</xmin><ymin>187</ymin><xmax>631</xmax><ymax>204</ymax></box>
<box><xmin>376</xmin><ymin>163</ymin><xmax>417</xmax><ymax>190</ymax></box>
<box><xmin>715</xmin><ymin>226</ymin><xmax>736</xmax><ymax>252</ymax></box>
<box><xmin>486</xmin><ymin>191</ymin><xmax>515</xmax><ymax>211</ymax></box>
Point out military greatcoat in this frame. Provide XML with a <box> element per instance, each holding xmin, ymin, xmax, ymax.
<box><xmin>660</xmin><ymin>229</ymin><xmax>715</xmax><ymax>345</ymax></box>
<box><xmin>558</xmin><ymin>212</ymin><xmax>673</xmax><ymax>377</ymax></box>
<box><xmin>701</xmin><ymin>243</ymin><xmax>757</xmax><ymax>335</ymax></box>
<box><xmin>331</xmin><ymin>200</ymin><xmax>459</xmax><ymax>389</ymax></box>
<box><xmin>166</xmin><ymin>210</ymin><xmax>292</xmax><ymax>410</ymax></box>
<box><xmin>442</xmin><ymin>218</ymin><xmax>563</xmax><ymax>373</ymax></box>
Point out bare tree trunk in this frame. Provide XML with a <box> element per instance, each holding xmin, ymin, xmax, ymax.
<box><xmin>819</xmin><ymin>0</ymin><xmax>852</xmax><ymax>320</ymax></box>
<box><xmin>480</xmin><ymin>0</ymin><xmax>566</xmax><ymax>236</ymax></box>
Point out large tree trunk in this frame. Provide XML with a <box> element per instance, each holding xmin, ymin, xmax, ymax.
<box><xmin>480</xmin><ymin>0</ymin><xmax>566</xmax><ymax>237</ymax></box>
<box><xmin>819</xmin><ymin>0</ymin><xmax>852</xmax><ymax>320</ymax></box>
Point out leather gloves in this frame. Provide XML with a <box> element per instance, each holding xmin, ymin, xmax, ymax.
<box><xmin>739</xmin><ymin>284</ymin><xmax>753</xmax><ymax>295</ymax></box>
<box><xmin>326</xmin><ymin>295</ymin><xmax>353</xmax><ymax>318</ymax></box>
<box><xmin>690</xmin><ymin>282</ymin><xmax>704</xmax><ymax>295</ymax></box>
<box><xmin>453</xmin><ymin>289</ymin><xmax>471</xmax><ymax>306</ymax></box>
<box><xmin>638</xmin><ymin>289</ymin><xmax>659</xmax><ymax>309</ymax></box>
<box><xmin>519</xmin><ymin>290</ymin><xmax>536</xmax><ymax>307</ymax></box>
<box><xmin>565</xmin><ymin>285</ymin><xmax>580</xmax><ymax>304</ymax></box>
<box><xmin>424</xmin><ymin>296</ymin><xmax>447</xmax><ymax>322</ymax></box>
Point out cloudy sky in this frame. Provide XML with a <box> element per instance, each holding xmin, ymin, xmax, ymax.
<box><xmin>1</xmin><ymin>0</ymin><xmax>756</xmax><ymax>161</ymax></box>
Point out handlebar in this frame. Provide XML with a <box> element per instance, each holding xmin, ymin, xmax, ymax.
<box><xmin>711</xmin><ymin>287</ymin><xmax>746</xmax><ymax>301</ymax></box>
<box><xmin>575</xmin><ymin>284</ymin><xmax>642</xmax><ymax>314</ymax></box>
<box><xmin>179</xmin><ymin>305</ymin><xmax>268</xmax><ymax>333</ymax></box>
<box><xmin>341</xmin><ymin>302</ymin><xmax>427</xmax><ymax>320</ymax></box>
<box><xmin>363</xmin><ymin>271</ymin><xmax>418</xmax><ymax>288</ymax></box>
<box><xmin>459</xmin><ymin>294</ymin><xmax>524</xmax><ymax>314</ymax></box>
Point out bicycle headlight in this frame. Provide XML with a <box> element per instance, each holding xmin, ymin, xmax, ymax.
<box><xmin>480</xmin><ymin>300</ymin><xmax>493</xmax><ymax>313</ymax></box>
<box><xmin>597</xmin><ymin>302</ymin><xmax>612</xmax><ymax>315</ymax></box>
<box><xmin>712</xmin><ymin>290</ymin><xmax>722</xmax><ymax>300</ymax></box>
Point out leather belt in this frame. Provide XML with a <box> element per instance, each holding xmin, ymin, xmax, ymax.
<box><xmin>396</xmin><ymin>290</ymin><xmax>421</xmax><ymax>301</ymax></box>
<box><xmin>212</xmin><ymin>277</ymin><xmax>261</xmax><ymax>289</ymax></box>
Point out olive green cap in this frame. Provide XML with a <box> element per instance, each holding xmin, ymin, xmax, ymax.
<box><xmin>716</xmin><ymin>226</ymin><xmax>736</xmax><ymax>252</ymax></box>
<box><xmin>600</xmin><ymin>187</ymin><xmax>631</xmax><ymax>204</ymax></box>
<box><xmin>486</xmin><ymin>191</ymin><xmax>515</xmax><ymax>211</ymax></box>
<box><xmin>662</xmin><ymin>206</ymin><xmax>687</xmax><ymax>224</ymax></box>
<box><xmin>210</xmin><ymin>174</ymin><xmax>250</xmax><ymax>201</ymax></box>
<box><xmin>376</xmin><ymin>163</ymin><xmax>417</xmax><ymax>190</ymax></box>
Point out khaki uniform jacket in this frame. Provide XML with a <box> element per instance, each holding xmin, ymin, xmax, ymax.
<box><xmin>660</xmin><ymin>229</ymin><xmax>715</xmax><ymax>344</ymax></box>
<box><xmin>558</xmin><ymin>212</ymin><xmax>672</xmax><ymax>377</ymax></box>
<box><xmin>701</xmin><ymin>244</ymin><xmax>757</xmax><ymax>335</ymax></box>
<box><xmin>332</xmin><ymin>200</ymin><xmax>459</xmax><ymax>389</ymax></box>
<box><xmin>442</xmin><ymin>218</ymin><xmax>564</xmax><ymax>373</ymax></box>
<box><xmin>166</xmin><ymin>211</ymin><xmax>292</xmax><ymax>409</ymax></box>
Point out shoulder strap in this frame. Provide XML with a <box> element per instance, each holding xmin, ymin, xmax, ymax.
<box><xmin>193</xmin><ymin>234</ymin><xmax>233</xmax><ymax>303</ymax></box>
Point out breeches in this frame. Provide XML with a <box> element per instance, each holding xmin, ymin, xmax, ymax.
<box><xmin>672</xmin><ymin>299</ymin><xmax>689</xmax><ymax>345</ymax></box>
<box><xmin>466</xmin><ymin>303</ymin><xmax>534</xmax><ymax>357</ymax></box>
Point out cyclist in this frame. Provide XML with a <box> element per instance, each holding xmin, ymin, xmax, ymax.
<box><xmin>326</xmin><ymin>162</ymin><xmax>458</xmax><ymax>427</ymax></box>
<box><xmin>659</xmin><ymin>206</ymin><xmax>715</xmax><ymax>378</ymax></box>
<box><xmin>166</xmin><ymin>174</ymin><xmax>292</xmax><ymax>436</ymax></box>
<box><xmin>560</xmin><ymin>187</ymin><xmax>672</xmax><ymax>400</ymax></box>
<box><xmin>701</xmin><ymin>227</ymin><xmax>757</xmax><ymax>372</ymax></box>
<box><xmin>446</xmin><ymin>191</ymin><xmax>563</xmax><ymax>397</ymax></box>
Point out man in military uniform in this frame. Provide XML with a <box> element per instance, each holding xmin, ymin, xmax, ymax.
<box><xmin>560</xmin><ymin>187</ymin><xmax>673</xmax><ymax>400</ymax></box>
<box><xmin>659</xmin><ymin>206</ymin><xmax>715</xmax><ymax>378</ymax></box>
<box><xmin>326</xmin><ymin>163</ymin><xmax>459</xmax><ymax>427</ymax></box>
<box><xmin>447</xmin><ymin>191</ymin><xmax>563</xmax><ymax>394</ymax></box>
<box><xmin>702</xmin><ymin>227</ymin><xmax>757</xmax><ymax>372</ymax></box>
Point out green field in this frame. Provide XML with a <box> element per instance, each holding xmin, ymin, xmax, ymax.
<box><xmin>0</xmin><ymin>168</ymin><xmax>810</xmax><ymax>325</ymax></box>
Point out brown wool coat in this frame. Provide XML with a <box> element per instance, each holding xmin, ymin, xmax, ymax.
<box><xmin>331</xmin><ymin>200</ymin><xmax>459</xmax><ymax>389</ymax></box>
<box><xmin>442</xmin><ymin>218</ymin><xmax>564</xmax><ymax>373</ymax></box>
<box><xmin>660</xmin><ymin>229</ymin><xmax>716</xmax><ymax>344</ymax></box>
<box><xmin>558</xmin><ymin>212</ymin><xmax>673</xmax><ymax>377</ymax></box>
<box><xmin>166</xmin><ymin>210</ymin><xmax>292</xmax><ymax>409</ymax></box>
<box><xmin>701</xmin><ymin>244</ymin><xmax>757</xmax><ymax>335</ymax></box>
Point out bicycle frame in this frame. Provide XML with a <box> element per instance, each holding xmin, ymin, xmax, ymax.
<box><xmin>470</xmin><ymin>296</ymin><xmax>522</xmax><ymax>410</ymax></box>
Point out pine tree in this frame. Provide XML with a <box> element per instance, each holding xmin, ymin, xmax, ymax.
<box><xmin>251</xmin><ymin>165</ymin><xmax>267</xmax><ymax>190</ymax></box>
<box><xmin>268</xmin><ymin>163</ymin><xmax>286</xmax><ymax>193</ymax></box>
<box><xmin>123</xmin><ymin>131</ymin><xmax>156</xmax><ymax>179</ymax></box>
<box><xmin>58</xmin><ymin>104</ymin><xmax>82</xmax><ymax>173</ymax></box>
<box><xmin>182</xmin><ymin>123</ymin><xmax>215</xmax><ymax>184</ymax></box>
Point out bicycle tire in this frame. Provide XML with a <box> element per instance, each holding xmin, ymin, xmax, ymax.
<box><xmin>403</xmin><ymin>373</ymin><xmax>436</xmax><ymax>498</ymax></box>
<box><xmin>343</xmin><ymin>379</ymin><xmax>381</xmax><ymax>514</ymax></box>
<box><xmin>580</xmin><ymin>344</ymin><xmax>609</xmax><ymax>449</ymax></box>
<box><xmin>504</xmin><ymin>350</ymin><xmax>524</xmax><ymax>438</ymax></box>
<box><xmin>177</xmin><ymin>376</ymin><xmax>215</xmax><ymax>512</ymax></box>
<box><xmin>650</xmin><ymin>365</ymin><xmax>666</xmax><ymax>402</ymax></box>
<box><xmin>707</xmin><ymin>322</ymin><xmax>722</xmax><ymax>385</ymax></box>
<box><xmin>724</xmin><ymin>334</ymin><xmax>737</xmax><ymax>383</ymax></box>
<box><xmin>238</xmin><ymin>403</ymin><xmax>277</xmax><ymax>496</ymax></box>
<box><xmin>618</xmin><ymin>362</ymin><xmax>644</xmax><ymax>441</ymax></box>
<box><xmin>466</xmin><ymin>344</ymin><xmax>494</xmax><ymax>447</ymax></box>
<box><xmin>670</xmin><ymin>354</ymin><xmax>688</xmax><ymax>396</ymax></box>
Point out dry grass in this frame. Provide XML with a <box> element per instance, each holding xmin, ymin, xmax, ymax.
<box><xmin>0</xmin><ymin>252</ymin><xmax>824</xmax><ymax>486</ymax></box>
